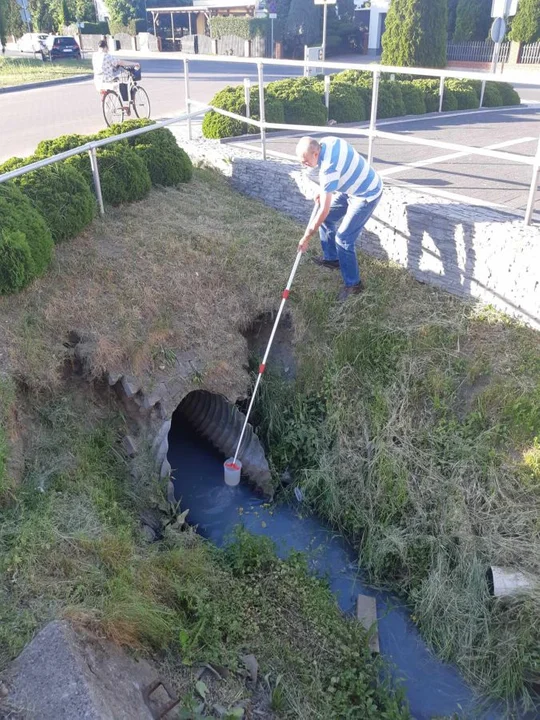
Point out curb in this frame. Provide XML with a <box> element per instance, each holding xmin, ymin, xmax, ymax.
<box><xmin>0</xmin><ymin>74</ymin><xmax>92</xmax><ymax>95</ymax></box>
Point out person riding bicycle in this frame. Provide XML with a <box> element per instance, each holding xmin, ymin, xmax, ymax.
<box><xmin>92</xmin><ymin>39</ymin><xmax>139</xmax><ymax>111</ymax></box>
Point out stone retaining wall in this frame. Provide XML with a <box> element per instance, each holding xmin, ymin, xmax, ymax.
<box><xmin>173</xmin><ymin>134</ymin><xmax>540</xmax><ymax>329</ymax></box>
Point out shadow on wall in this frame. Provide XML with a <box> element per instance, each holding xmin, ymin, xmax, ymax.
<box><xmin>367</xmin><ymin>200</ymin><xmax>540</xmax><ymax>329</ymax></box>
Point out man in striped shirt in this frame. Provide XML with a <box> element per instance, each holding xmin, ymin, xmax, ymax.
<box><xmin>296</xmin><ymin>136</ymin><xmax>383</xmax><ymax>300</ymax></box>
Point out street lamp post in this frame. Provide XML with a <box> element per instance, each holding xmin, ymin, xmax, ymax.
<box><xmin>314</xmin><ymin>0</ymin><xmax>336</xmax><ymax>63</ymax></box>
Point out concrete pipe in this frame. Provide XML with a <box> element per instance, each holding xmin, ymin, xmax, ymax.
<box><xmin>487</xmin><ymin>566</ymin><xmax>534</xmax><ymax>598</ymax></box>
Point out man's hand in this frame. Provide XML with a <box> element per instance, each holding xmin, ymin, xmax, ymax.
<box><xmin>298</xmin><ymin>231</ymin><xmax>312</xmax><ymax>253</ymax></box>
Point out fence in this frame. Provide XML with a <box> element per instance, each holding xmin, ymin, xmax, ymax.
<box><xmin>0</xmin><ymin>56</ymin><xmax>538</xmax><ymax>227</ymax></box>
<box><xmin>520</xmin><ymin>42</ymin><xmax>540</xmax><ymax>64</ymax></box>
<box><xmin>217</xmin><ymin>35</ymin><xmax>247</xmax><ymax>57</ymax></box>
<box><xmin>447</xmin><ymin>41</ymin><xmax>510</xmax><ymax>64</ymax></box>
<box><xmin>180</xmin><ymin>55</ymin><xmax>539</xmax><ymax>226</ymax></box>
<box><xmin>180</xmin><ymin>34</ymin><xmax>213</xmax><ymax>55</ymax></box>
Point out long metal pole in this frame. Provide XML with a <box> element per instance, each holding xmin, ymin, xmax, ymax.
<box><xmin>368</xmin><ymin>70</ymin><xmax>380</xmax><ymax>166</ymax></box>
<box><xmin>183</xmin><ymin>58</ymin><xmax>192</xmax><ymax>140</ymax></box>
<box><xmin>524</xmin><ymin>134</ymin><xmax>540</xmax><ymax>226</ymax></box>
<box><xmin>257</xmin><ymin>62</ymin><xmax>266</xmax><ymax>160</ymax></box>
<box><xmin>322</xmin><ymin>2</ymin><xmax>328</xmax><ymax>62</ymax></box>
<box><xmin>232</xmin><ymin>206</ymin><xmax>316</xmax><ymax>465</ymax></box>
<box><xmin>491</xmin><ymin>41</ymin><xmax>501</xmax><ymax>74</ymax></box>
<box><xmin>88</xmin><ymin>147</ymin><xmax>104</xmax><ymax>216</ymax></box>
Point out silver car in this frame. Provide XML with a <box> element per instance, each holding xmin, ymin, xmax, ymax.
<box><xmin>17</xmin><ymin>33</ymin><xmax>48</xmax><ymax>53</ymax></box>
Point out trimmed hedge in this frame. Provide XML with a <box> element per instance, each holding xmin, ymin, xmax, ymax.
<box><xmin>0</xmin><ymin>184</ymin><xmax>53</xmax><ymax>294</ymax></box>
<box><xmin>209</xmin><ymin>16</ymin><xmax>270</xmax><ymax>39</ymax></box>
<box><xmin>0</xmin><ymin>159</ymin><xmax>96</xmax><ymax>244</ymax></box>
<box><xmin>267</xmin><ymin>78</ymin><xmax>327</xmax><ymax>127</ymax></box>
<box><xmin>202</xmin><ymin>73</ymin><xmax>520</xmax><ymax>138</ymax></box>
<box><xmin>202</xmin><ymin>85</ymin><xmax>285</xmax><ymax>139</ymax></box>
<box><xmin>96</xmin><ymin>120</ymin><xmax>193</xmax><ymax>186</ymax></box>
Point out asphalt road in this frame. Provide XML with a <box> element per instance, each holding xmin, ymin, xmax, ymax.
<box><xmin>0</xmin><ymin>54</ymin><xmax>539</xmax><ymax>218</ymax></box>
<box><xmin>0</xmin><ymin>55</ymin><xmax>302</xmax><ymax>162</ymax></box>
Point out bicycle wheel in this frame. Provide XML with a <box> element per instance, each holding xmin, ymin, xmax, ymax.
<box><xmin>132</xmin><ymin>86</ymin><xmax>151</xmax><ymax>119</ymax></box>
<box><xmin>102</xmin><ymin>90</ymin><xmax>124</xmax><ymax>127</ymax></box>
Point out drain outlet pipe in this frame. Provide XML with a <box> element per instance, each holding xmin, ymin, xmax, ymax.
<box><xmin>224</xmin><ymin>207</ymin><xmax>316</xmax><ymax>486</ymax></box>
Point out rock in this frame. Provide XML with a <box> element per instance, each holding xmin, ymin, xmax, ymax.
<box><xmin>240</xmin><ymin>654</ymin><xmax>258</xmax><ymax>684</ymax></box>
<box><xmin>356</xmin><ymin>595</ymin><xmax>379</xmax><ymax>654</ymax></box>
<box><xmin>1</xmin><ymin>620</ymin><xmax>159</xmax><ymax>720</ymax></box>
<box><xmin>121</xmin><ymin>375</ymin><xmax>140</xmax><ymax>398</ymax></box>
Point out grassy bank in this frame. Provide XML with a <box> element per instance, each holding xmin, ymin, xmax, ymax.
<box><xmin>254</xmin><ymin>263</ymin><xmax>540</xmax><ymax>706</ymax></box>
<box><xmin>0</xmin><ymin>57</ymin><xmax>91</xmax><ymax>88</ymax></box>
<box><xmin>0</xmin><ymin>167</ymin><xmax>538</xmax><ymax>713</ymax></box>
<box><xmin>0</xmin><ymin>174</ymin><xmax>408</xmax><ymax>718</ymax></box>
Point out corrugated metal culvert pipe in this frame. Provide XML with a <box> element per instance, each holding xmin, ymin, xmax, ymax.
<box><xmin>177</xmin><ymin>390</ymin><xmax>273</xmax><ymax>497</ymax></box>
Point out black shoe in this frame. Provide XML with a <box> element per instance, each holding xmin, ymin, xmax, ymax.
<box><xmin>312</xmin><ymin>256</ymin><xmax>340</xmax><ymax>270</ymax></box>
<box><xmin>337</xmin><ymin>283</ymin><xmax>364</xmax><ymax>301</ymax></box>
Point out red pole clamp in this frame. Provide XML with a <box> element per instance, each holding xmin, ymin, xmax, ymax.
<box><xmin>259</xmin><ymin>363</ymin><xmax>266</xmax><ymax>374</ymax></box>
<box><xmin>282</xmin><ymin>289</ymin><xmax>290</xmax><ymax>300</ymax></box>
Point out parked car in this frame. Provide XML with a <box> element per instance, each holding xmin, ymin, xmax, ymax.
<box><xmin>41</xmin><ymin>36</ymin><xmax>82</xmax><ymax>61</ymax></box>
<box><xmin>17</xmin><ymin>33</ymin><xmax>48</xmax><ymax>54</ymax></box>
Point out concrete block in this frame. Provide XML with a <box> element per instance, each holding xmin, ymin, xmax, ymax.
<box><xmin>2</xmin><ymin>621</ymin><xmax>158</xmax><ymax>720</ymax></box>
<box><xmin>356</xmin><ymin>594</ymin><xmax>379</xmax><ymax>654</ymax></box>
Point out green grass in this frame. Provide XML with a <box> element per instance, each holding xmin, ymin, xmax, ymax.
<box><xmin>0</xmin><ymin>389</ymin><xmax>408</xmax><ymax>719</ymax></box>
<box><xmin>0</xmin><ymin>57</ymin><xmax>91</xmax><ymax>88</ymax></box>
<box><xmin>253</xmin><ymin>260</ymin><xmax>540</xmax><ymax>708</ymax></box>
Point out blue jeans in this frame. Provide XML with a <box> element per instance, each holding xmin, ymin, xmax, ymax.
<box><xmin>320</xmin><ymin>193</ymin><xmax>381</xmax><ymax>286</ymax></box>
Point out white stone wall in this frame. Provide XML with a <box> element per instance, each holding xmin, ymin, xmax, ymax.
<box><xmin>175</xmin><ymin>135</ymin><xmax>540</xmax><ymax>329</ymax></box>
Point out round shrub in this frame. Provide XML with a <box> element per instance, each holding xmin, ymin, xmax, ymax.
<box><xmin>97</xmin><ymin>120</ymin><xmax>193</xmax><ymax>186</ymax></box>
<box><xmin>94</xmin><ymin>145</ymin><xmax>151</xmax><ymax>206</ymax></box>
<box><xmin>411</xmin><ymin>79</ymin><xmax>440</xmax><ymax>112</ymax></box>
<box><xmin>0</xmin><ymin>184</ymin><xmax>53</xmax><ymax>284</ymax></box>
<box><xmin>496</xmin><ymin>83</ymin><xmax>521</xmax><ymax>107</ymax></box>
<box><xmin>377</xmin><ymin>82</ymin><xmax>406</xmax><ymax>119</ymax></box>
<box><xmin>442</xmin><ymin>88</ymin><xmax>458</xmax><ymax>112</ymax></box>
<box><xmin>66</xmin><ymin>144</ymin><xmax>151</xmax><ymax>206</ymax></box>
<box><xmin>10</xmin><ymin>163</ymin><xmax>96</xmax><ymax>244</ymax></box>
<box><xmin>202</xmin><ymin>85</ymin><xmax>285</xmax><ymax>139</ymax></box>
<box><xmin>267</xmin><ymin>78</ymin><xmax>327</xmax><ymax>126</ymax></box>
<box><xmin>482</xmin><ymin>82</ymin><xmax>503</xmax><ymax>107</ymax></box>
<box><xmin>445</xmin><ymin>80</ymin><xmax>478</xmax><ymax>110</ymax></box>
<box><xmin>0</xmin><ymin>230</ymin><xmax>34</xmax><ymax>295</ymax></box>
<box><xmin>35</xmin><ymin>134</ymin><xmax>88</xmax><ymax>158</ymax></box>
<box><xmin>399</xmin><ymin>81</ymin><xmax>427</xmax><ymax>115</ymax></box>
<box><xmin>313</xmin><ymin>82</ymin><xmax>366</xmax><ymax>123</ymax></box>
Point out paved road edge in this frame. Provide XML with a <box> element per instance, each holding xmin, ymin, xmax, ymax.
<box><xmin>0</xmin><ymin>74</ymin><xmax>91</xmax><ymax>95</ymax></box>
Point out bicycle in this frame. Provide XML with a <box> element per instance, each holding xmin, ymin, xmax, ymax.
<box><xmin>101</xmin><ymin>65</ymin><xmax>151</xmax><ymax>127</ymax></box>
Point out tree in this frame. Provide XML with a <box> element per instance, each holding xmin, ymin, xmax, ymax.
<box><xmin>0</xmin><ymin>0</ymin><xmax>7</xmax><ymax>49</ymax></box>
<box><xmin>284</xmin><ymin>0</ymin><xmax>322</xmax><ymax>54</ymax></box>
<box><xmin>453</xmin><ymin>0</ymin><xmax>492</xmax><ymax>42</ymax></box>
<box><xmin>447</xmin><ymin>0</ymin><xmax>459</xmax><ymax>39</ymax></box>
<box><xmin>509</xmin><ymin>0</ymin><xmax>540</xmax><ymax>43</ymax></box>
<box><xmin>106</xmin><ymin>0</ymin><xmax>145</xmax><ymax>27</ymax></box>
<box><xmin>381</xmin><ymin>0</ymin><xmax>448</xmax><ymax>69</ymax></box>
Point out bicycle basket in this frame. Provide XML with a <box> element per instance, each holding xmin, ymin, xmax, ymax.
<box><xmin>129</xmin><ymin>66</ymin><xmax>142</xmax><ymax>81</ymax></box>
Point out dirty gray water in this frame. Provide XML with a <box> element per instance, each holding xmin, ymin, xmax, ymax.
<box><xmin>168</xmin><ymin>414</ymin><xmax>533</xmax><ymax>720</ymax></box>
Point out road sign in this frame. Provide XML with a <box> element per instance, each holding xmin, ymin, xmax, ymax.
<box><xmin>490</xmin><ymin>16</ymin><xmax>506</xmax><ymax>43</ymax></box>
<box><xmin>269</xmin><ymin>13</ymin><xmax>277</xmax><ymax>18</ymax></box>
<box><xmin>314</xmin><ymin>0</ymin><xmax>337</xmax><ymax>5</ymax></box>
<box><xmin>491</xmin><ymin>0</ymin><xmax>518</xmax><ymax>17</ymax></box>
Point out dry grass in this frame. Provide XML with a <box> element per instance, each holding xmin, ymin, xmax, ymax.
<box><xmin>0</xmin><ymin>169</ymin><xmax>324</xmax><ymax>402</ymax></box>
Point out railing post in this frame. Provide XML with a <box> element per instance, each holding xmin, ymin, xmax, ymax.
<box><xmin>244</xmin><ymin>78</ymin><xmax>251</xmax><ymax>119</ymax></box>
<box><xmin>88</xmin><ymin>146</ymin><xmax>105</xmax><ymax>216</ymax></box>
<box><xmin>524</xmin><ymin>134</ymin><xmax>540</xmax><ymax>226</ymax></box>
<box><xmin>479</xmin><ymin>80</ymin><xmax>486</xmax><ymax>108</ymax></box>
<box><xmin>183</xmin><ymin>58</ymin><xmax>192</xmax><ymax>140</ymax></box>
<box><xmin>324</xmin><ymin>74</ymin><xmax>330</xmax><ymax>112</ymax></box>
<box><xmin>438</xmin><ymin>76</ymin><xmax>445</xmax><ymax>113</ymax></box>
<box><xmin>257</xmin><ymin>62</ymin><xmax>266</xmax><ymax>160</ymax></box>
<box><xmin>368</xmin><ymin>70</ymin><xmax>380</xmax><ymax>166</ymax></box>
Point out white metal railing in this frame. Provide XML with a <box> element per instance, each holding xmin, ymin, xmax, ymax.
<box><xmin>180</xmin><ymin>54</ymin><xmax>540</xmax><ymax>226</ymax></box>
<box><xmin>520</xmin><ymin>42</ymin><xmax>540</xmax><ymax>65</ymax></box>
<box><xmin>0</xmin><ymin>111</ymin><xmax>207</xmax><ymax>215</ymax></box>
<box><xmin>447</xmin><ymin>41</ymin><xmax>510</xmax><ymax>64</ymax></box>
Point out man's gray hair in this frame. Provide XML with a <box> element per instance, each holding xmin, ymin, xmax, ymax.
<box><xmin>296</xmin><ymin>137</ymin><xmax>321</xmax><ymax>157</ymax></box>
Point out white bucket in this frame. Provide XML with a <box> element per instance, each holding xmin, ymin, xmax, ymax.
<box><xmin>488</xmin><ymin>566</ymin><xmax>534</xmax><ymax>598</ymax></box>
<box><xmin>224</xmin><ymin>458</ymin><xmax>242</xmax><ymax>487</ymax></box>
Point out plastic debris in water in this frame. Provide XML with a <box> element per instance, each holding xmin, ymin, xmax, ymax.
<box><xmin>294</xmin><ymin>487</ymin><xmax>304</xmax><ymax>502</ymax></box>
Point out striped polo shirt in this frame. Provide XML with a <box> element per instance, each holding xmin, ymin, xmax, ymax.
<box><xmin>318</xmin><ymin>137</ymin><xmax>383</xmax><ymax>201</ymax></box>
